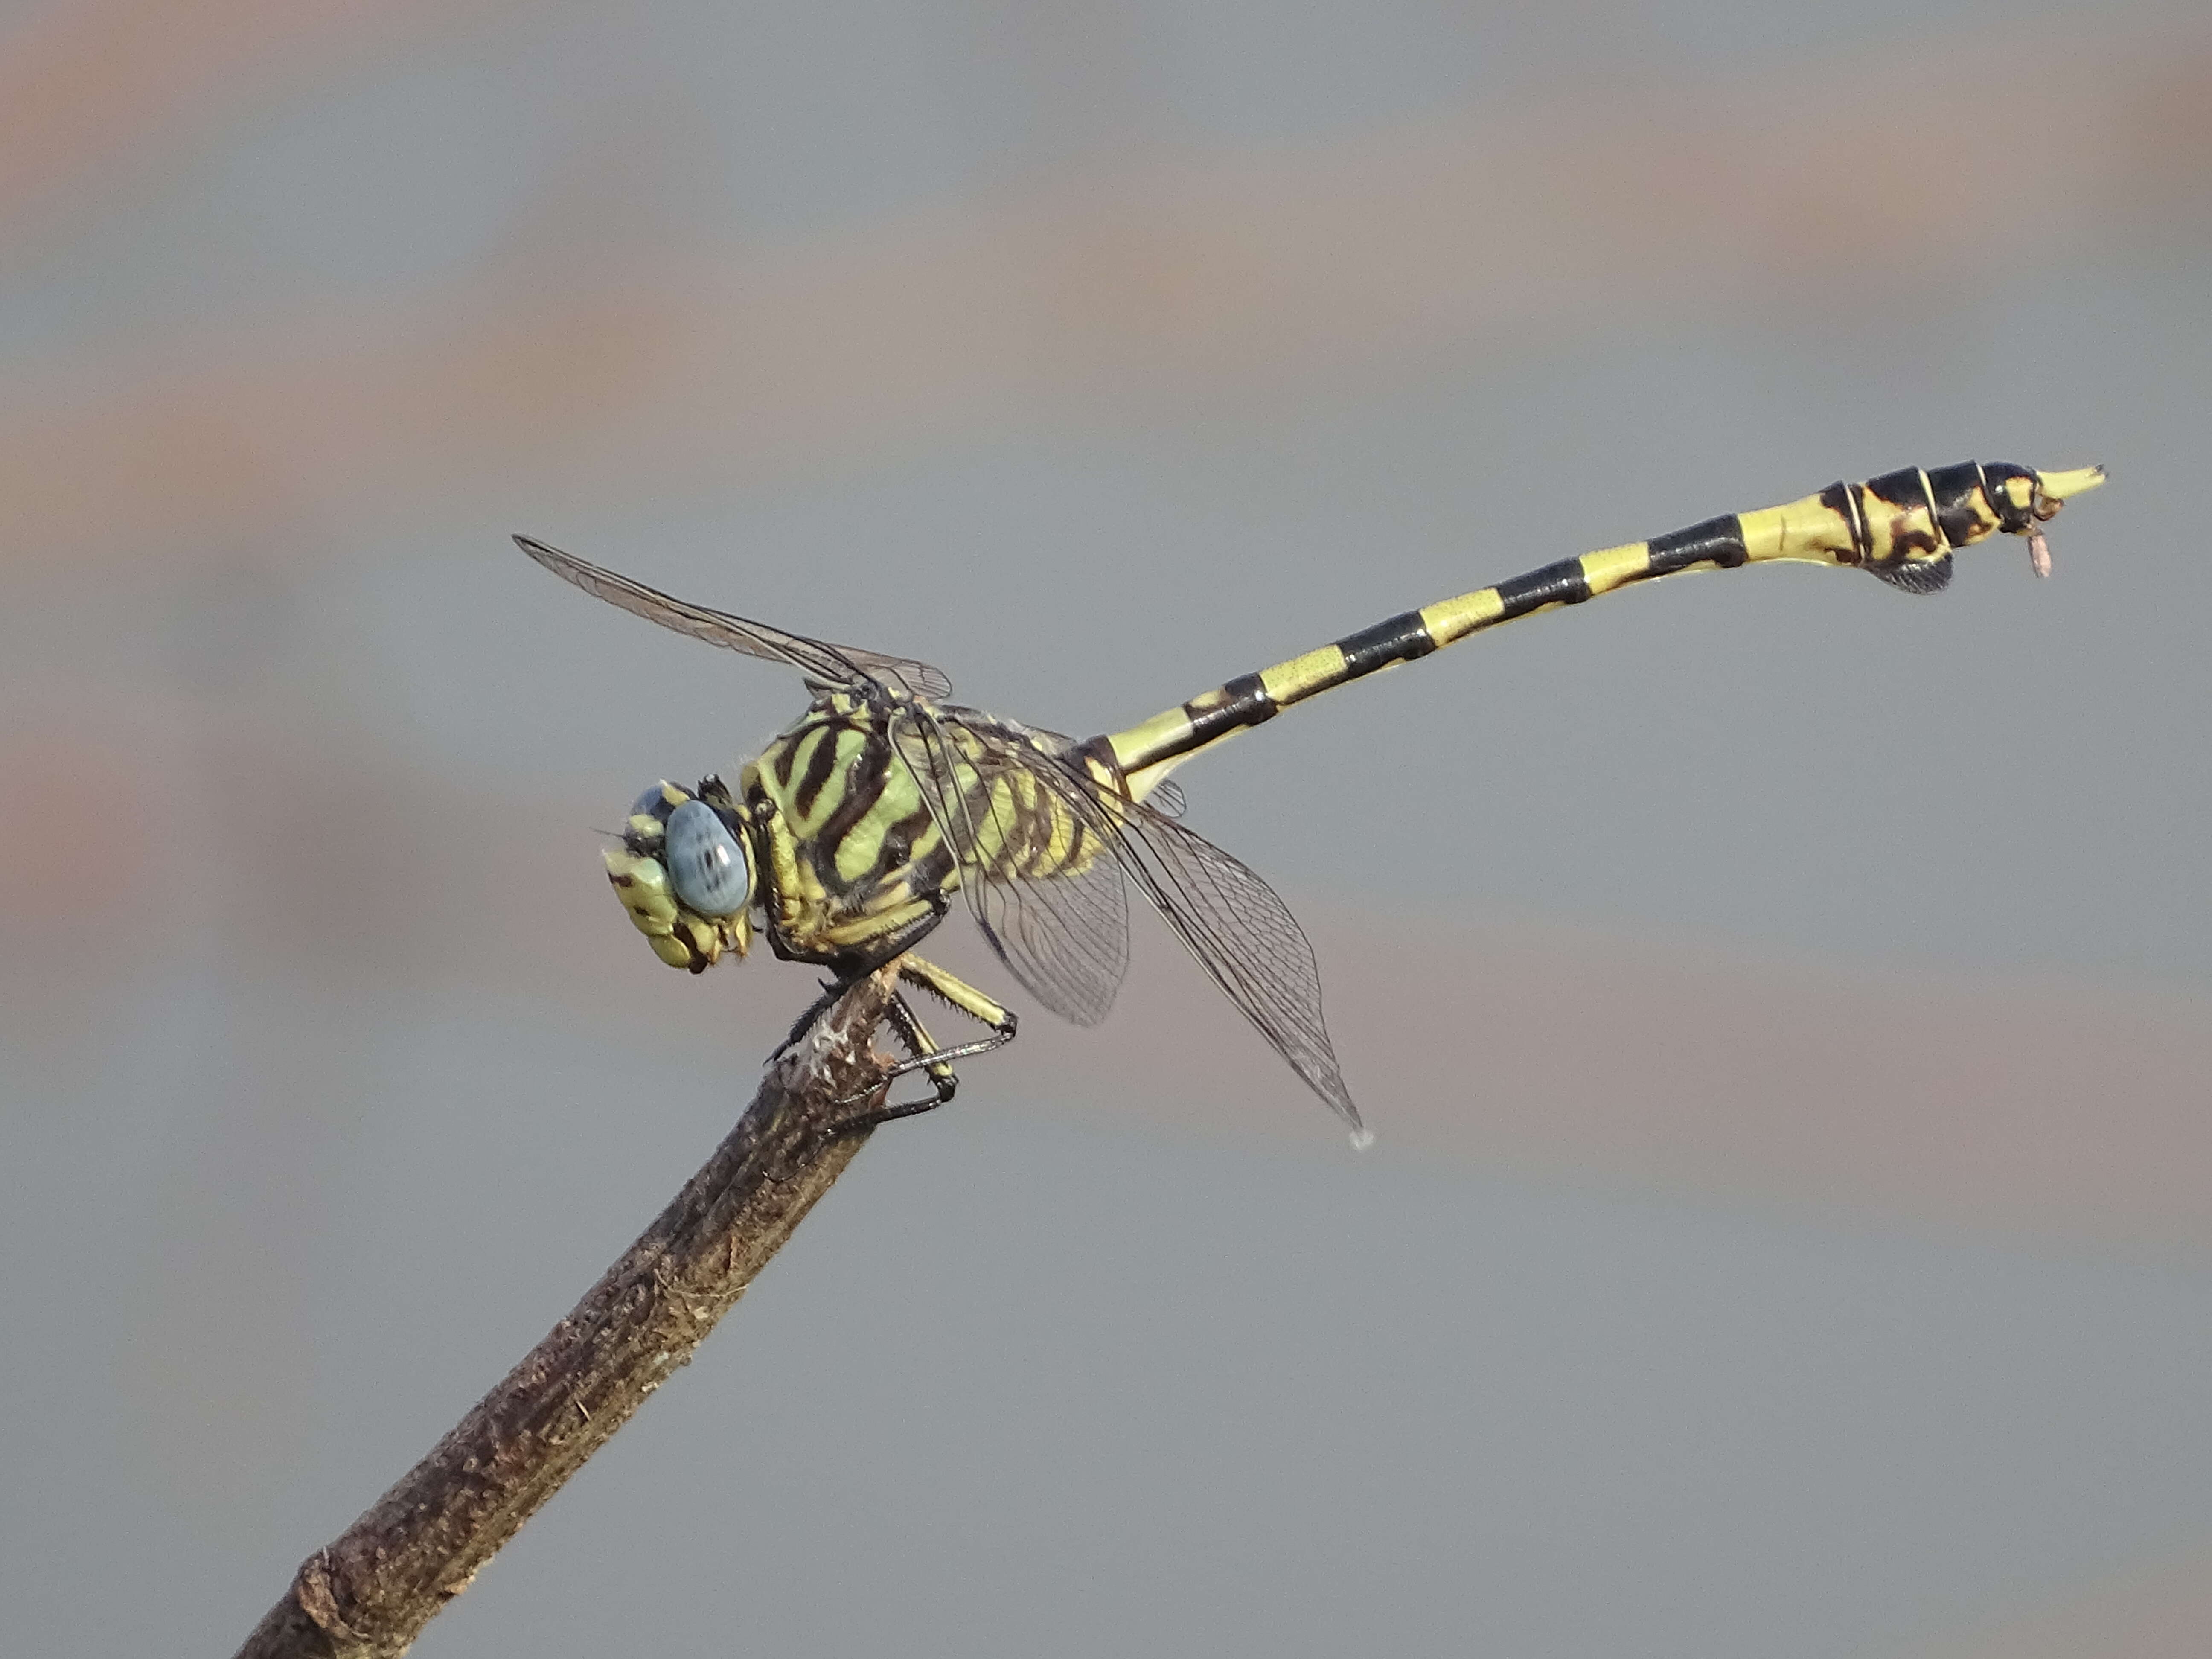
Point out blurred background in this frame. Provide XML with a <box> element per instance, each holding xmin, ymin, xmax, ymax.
<box><xmin>3</xmin><ymin>0</ymin><xmax>2209</xmax><ymax>1653</ymax></box>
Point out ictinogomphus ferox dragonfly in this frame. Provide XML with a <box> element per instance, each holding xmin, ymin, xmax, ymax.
<box><xmin>521</xmin><ymin>460</ymin><xmax>2104</xmax><ymax>1146</ymax></box>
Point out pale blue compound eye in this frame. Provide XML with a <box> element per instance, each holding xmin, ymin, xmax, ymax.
<box><xmin>665</xmin><ymin>799</ymin><xmax>749</xmax><ymax>916</ymax></box>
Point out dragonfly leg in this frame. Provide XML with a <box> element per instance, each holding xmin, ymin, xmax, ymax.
<box><xmin>825</xmin><ymin>992</ymin><xmax>960</xmax><ymax>1133</ymax></box>
<box><xmin>825</xmin><ymin>955</ymin><xmax>1018</xmax><ymax>1135</ymax></box>
<box><xmin>768</xmin><ymin>977</ymin><xmax>846</xmax><ymax>1062</ymax></box>
<box><xmin>888</xmin><ymin>955</ymin><xmax>1019</xmax><ymax>1066</ymax></box>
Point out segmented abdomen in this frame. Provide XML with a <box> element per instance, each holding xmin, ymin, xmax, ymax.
<box><xmin>1105</xmin><ymin>460</ymin><xmax>2103</xmax><ymax>795</ymax></box>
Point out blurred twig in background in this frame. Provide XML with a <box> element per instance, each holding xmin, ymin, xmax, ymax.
<box><xmin>4</xmin><ymin>30</ymin><xmax>2207</xmax><ymax>577</ymax></box>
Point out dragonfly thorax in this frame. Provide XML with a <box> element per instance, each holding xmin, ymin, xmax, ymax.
<box><xmin>739</xmin><ymin>698</ymin><xmax>965</xmax><ymax>968</ymax></box>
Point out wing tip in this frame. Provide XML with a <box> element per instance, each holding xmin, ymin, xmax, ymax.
<box><xmin>513</xmin><ymin>532</ymin><xmax>569</xmax><ymax>572</ymax></box>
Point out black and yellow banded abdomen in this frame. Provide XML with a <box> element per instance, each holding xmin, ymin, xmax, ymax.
<box><xmin>1106</xmin><ymin>460</ymin><xmax>2104</xmax><ymax>796</ymax></box>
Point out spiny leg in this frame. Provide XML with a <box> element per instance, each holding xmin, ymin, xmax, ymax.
<box><xmin>828</xmin><ymin>954</ymin><xmax>1019</xmax><ymax>1135</ymax></box>
<box><xmin>827</xmin><ymin>991</ymin><xmax>958</xmax><ymax>1134</ymax></box>
<box><xmin>885</xmin><ymin>954</ymin><xmax>1021</xmax><ymax>1076</ymax></box>
<box><xmin>764</xmin><ymin>890</ymin><xmax>955</xmax><ymax>1065</ymax></box>
<box><xmin>776</xmin><ymin>980</ymin><xmax>959</xmax><ymax>1139</ymax></box>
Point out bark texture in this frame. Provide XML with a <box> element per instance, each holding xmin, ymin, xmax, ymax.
<box><xmin>231</xmin><ymin>966</ymin><xmax>903</xmax><ymax>1659</ymax></box>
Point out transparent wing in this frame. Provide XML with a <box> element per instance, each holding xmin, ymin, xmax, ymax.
<box><xmin>1107</xmin><ymin>801</ymin><xmax>1363</xmax><ymax>1136</ymax></box>
<box><xmin>895</xmin><ymin>710</ymin><xmax>1131</xmax><ymax>1028</ymax></box>
<box><xmin>907</xmin><ymin>712</ymin><xmax>1359</xmax><ymax>1134</ymax></box>
<box><xmin>971</xmin><ymin>842</ymin><xmax>1131</xmax><ymax>1030</ymax></box>
<box><xmin>1018</xmin><ymin>719</ymin><xmax>1184</xmax><ymax>818</ymax></box>
<box><xmin>1013</xmin><ymin>721</ymin><xmax>1194</xmax><ymax>818</ymax></box>
<box><xmin>516</xmin><ymin>535</ymin><xmax>955</xmax><ymax>700</ymax></box>
<box><xmin>1141</xmin><ymin>776</ymin><xmax>1187</xmax><ymax>818</ymax></box>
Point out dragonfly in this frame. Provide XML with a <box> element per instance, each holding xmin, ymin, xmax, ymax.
<box><xmin>521</xmin><ymin>459</ymin><xmax>2104</xmax><ymax>1145</ymax></box>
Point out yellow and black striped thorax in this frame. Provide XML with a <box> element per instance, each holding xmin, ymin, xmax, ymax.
<box><xmin>745</xmin><ymin>691</ymin><xmax>1117</xmax><ymax>915</ymax></box>
<box><xmin>1107</xmin><ymin>460</ymin><xmax>2102</xmax><ymax>793</ymax></box>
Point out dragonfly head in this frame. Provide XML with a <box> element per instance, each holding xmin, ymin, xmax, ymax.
<box><xmin>604</xmin><ymin>777</ymin><xmax>755</xmax><ymax>972</ymax></box>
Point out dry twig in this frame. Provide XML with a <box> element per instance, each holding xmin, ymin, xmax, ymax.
<box><xmin>230</xmin><ymin>965</ymin><xmax>905</xmax><ymax>1659</ymax></box>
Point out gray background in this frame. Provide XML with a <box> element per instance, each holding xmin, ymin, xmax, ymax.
<box><xmin>2</xmin><ymin>1</ymin><xmax>2209</xmax><ymax>1653</ymax></box>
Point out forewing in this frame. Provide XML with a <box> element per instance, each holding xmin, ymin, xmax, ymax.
<box><xmin>894</xmin><ymin>711</ymin><xmax>1132</xmax><ymax>1027</ymax></box>
<box><xmin>516</xmin><ymin>535</ymin><xmax>954</xmax><ymax>699</ymax></box>
<box><xmin>973</xmin><ymin>850</ymin><xmax>1132</xmax><ymax>1029</ymax></box>
<box><xmin>896</xmin><ymin>709</ymin><xmax>1353</xmax><ymax>1129</ymax></box>
<box><xmin>1111</xmin><ymin>802</ymin><xmax>1363</xmax><ymax>1135</ymax></box>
